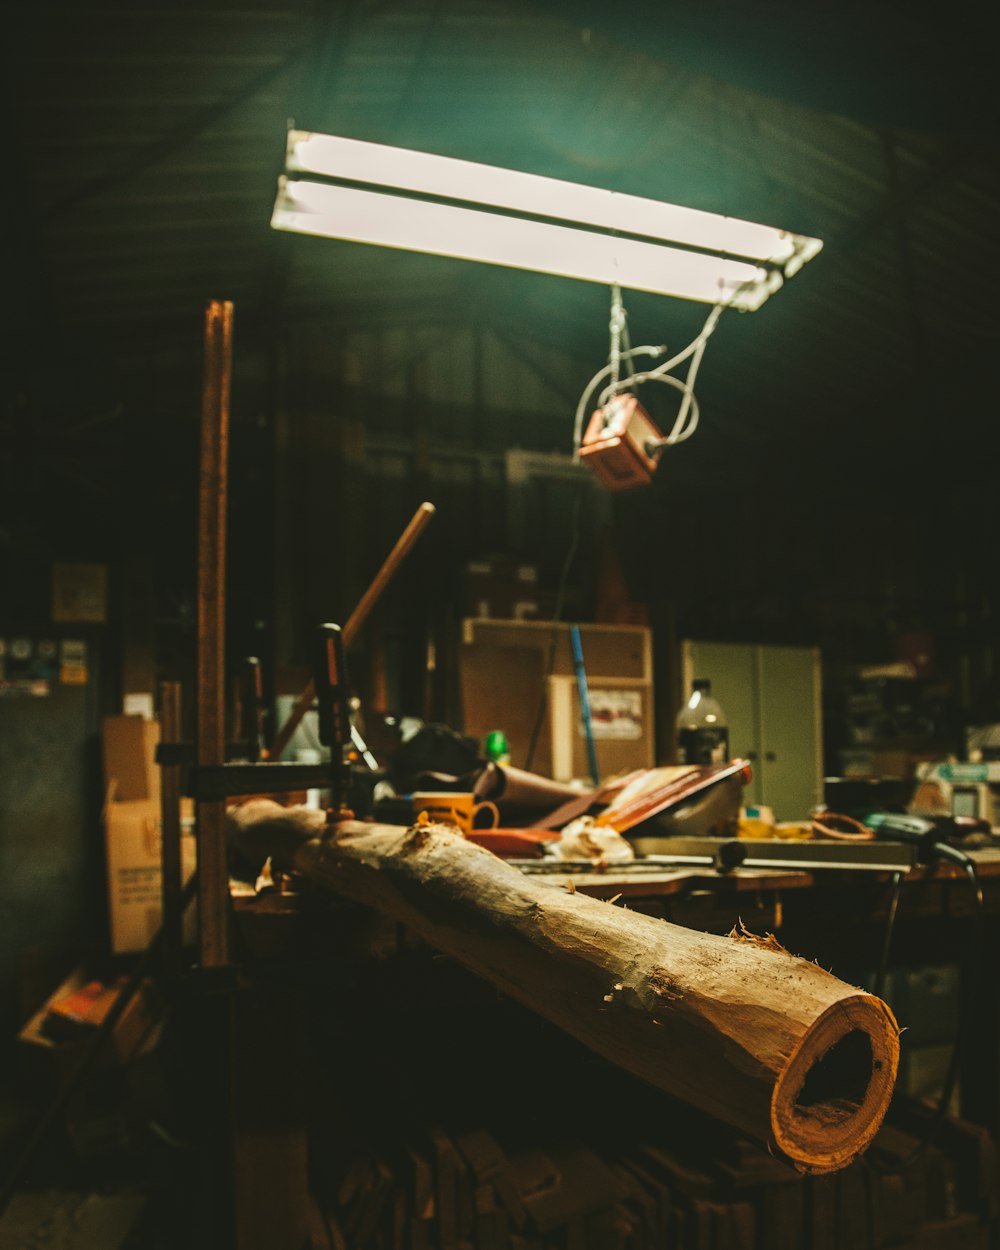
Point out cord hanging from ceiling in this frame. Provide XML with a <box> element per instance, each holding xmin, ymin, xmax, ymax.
<box><xmin>572</xmin><ymin>288</ymin><xmax>728</xmax><ymax>467</ymax></box>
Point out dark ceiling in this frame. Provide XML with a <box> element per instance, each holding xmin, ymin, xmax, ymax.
<box><xmin>5</xmin><ymin>1</ymin><xmax>1000</xmax><ymax>508</ymax></box>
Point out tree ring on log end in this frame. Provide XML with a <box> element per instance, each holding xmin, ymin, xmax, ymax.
<box><xmin>770</xmin><ymin>994</ymin><xmax>899</xmax><ymax>1174</ymax></box>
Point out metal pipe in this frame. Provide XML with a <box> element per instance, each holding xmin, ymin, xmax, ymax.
<box><xmin>196</xmin><ymin>298</ymin><xmax>233</xmax><ymax>967</ymax></box>
<box><xmin>159</xmin><ymin>680</ymin><xmax>184</xmax><ymax>979</ymax></box>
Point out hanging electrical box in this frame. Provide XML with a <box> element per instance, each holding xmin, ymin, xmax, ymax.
<box><xmin>578</xmin><ymin>394</ymin><xmax>663</xmax><ymax>491</ymax></box>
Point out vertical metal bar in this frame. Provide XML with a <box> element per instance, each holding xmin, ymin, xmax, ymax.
<box><xmin>197</xmin><ymin>298</ymin><xmax>233</xmax><ymax>968</ymax></box>
<box><xmin>159</xmin><ymin>680</ymin><xmax>184</xmax><ymax>980</ymax></box>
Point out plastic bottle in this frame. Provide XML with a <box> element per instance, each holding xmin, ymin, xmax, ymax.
<box><xmin>676</xmin><ymin>679</ymin><xmax>729</xmax><ymax>765</ymax></box>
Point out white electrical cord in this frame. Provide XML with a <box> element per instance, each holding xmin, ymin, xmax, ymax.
<box><xmin>608</xmin><ymin>285</ymin><xmax>626</xmax><ymax>394</ymax></box>
<box><xmin>616</xmin><ymin>303</ymin><xmax>721</xmax><ymax>448</ymax></box>
<box><xmin>571</xmin><ymin>344</ymin><xmax>666</xmax><ymax>458</ymax></box>
<box><xmin>572</xmin><ymin>298</ymin><xmax>727</xmax><ymax>459</ymax></box>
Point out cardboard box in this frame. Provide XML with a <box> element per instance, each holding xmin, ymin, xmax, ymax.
<box><xmin>102</xmin><ymin>714</ymin><xmax>159</xmax><ymax>802</ymax></box>
<box><xmin>105</xmin><ymin>798</ymin><xmax>195</xmax><ymax>955</ymax></box>
<box><xmin>102</xmin><ymin>714</ymin><xmax>195</xmax><ymax>954</ymax></box>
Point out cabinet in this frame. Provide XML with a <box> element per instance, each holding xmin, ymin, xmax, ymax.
<box><xmin>680</xmin><ymin>640</ymin><xmax>822</xmax><ymax>820</ymax></box>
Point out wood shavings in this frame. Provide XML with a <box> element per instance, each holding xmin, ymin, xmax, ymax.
<box><xmin>254</xmin><ymin>856</ymin><xmax>276</xmax><ymax>894</ymax></box>
<box><xmin>727</xmin><ymin>916</ymin><xmax>788</xmax><ymax>955</ymax></box>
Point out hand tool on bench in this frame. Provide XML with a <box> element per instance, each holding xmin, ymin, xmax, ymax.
<box><xmin>168</xmin><ymin>632</ymin><xmax>362</xmax><ymax>804</ymax></box>
<box><xmin>237</xmin><ymin>655</ymin><xmax>268</xmax><ymax>761</ymax></box>
<box><xmin>269</xmin><ymin>500</ymin><xmax>435</xmax><ymax>759</ymax></box>
<box><xmin>312</xmin><ymin>623</ymin><xmax>354</xmax><ymax>813</ymax></box>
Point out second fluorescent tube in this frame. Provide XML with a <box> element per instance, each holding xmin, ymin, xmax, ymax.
<box><xmin>272</xmin><ymin>178</ymin><xmax>780</xmax><ymax>310</ymax></box>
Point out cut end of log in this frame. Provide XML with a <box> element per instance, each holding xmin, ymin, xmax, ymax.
<box><xmin>770</xmin><ymin>994</ymin><xmax>899</xmax><ymax>1174</ymax></box>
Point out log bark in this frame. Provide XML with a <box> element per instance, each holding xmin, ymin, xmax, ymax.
<box><xmin>230</xmin><ymin>803</ymin><xmax>899</xmax><ymax>1174</ymax></box>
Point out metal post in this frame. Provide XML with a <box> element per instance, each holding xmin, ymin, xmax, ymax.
<box><xmin>197</xmin><ymin>298</ymin><xmax>233</xmax><ymax>968</ymax></box>
<box><xmin>159</xmin><ymin>680</ymin><xmax>184</xmax><ymax>980</ymax></box>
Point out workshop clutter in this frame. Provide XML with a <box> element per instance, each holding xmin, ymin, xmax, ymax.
<box><xmin>19</xmin><ymin>965</ymin><xmax>159</xmax><ymax>1078</ymax></box>
<box><xmin>0</xmin><ymin>1191</ymin><xmax>149</xmax><ymax>1250</ymax></box>
<box><xmin>374</xmin><ymin>719</ymin><xmax>583</xmax><ymax>839</ymax></box>
<box><xmin>101</xmin><ymin>714</ymin><xmax>195</xmax><ymax>954</ymax></box>
<box><xmin>17</xmin><ymin>963</ymin><xmax>167</xmax><ymax>1164</ymax></box>
<box><xmin>459</xmin><ymin>618</ymin><xmax>654</xmax><ymax>783</ymax></box>
<box><xmin>371</xmin><ymin>713</ymin><xmax>753</xmax><ymax>853</ymax></box>
<box><xmin>303</xmin><ymin>948</ymin><xmax>996</xmax><ymax>1250</ymax></box>
<box><xmin>411</xmin><ymin>790</ymin><xmax>499</xmax><ymax>834</ymax></box>
<box><xmin>835</xmin><ymin>667</ymin><xmax>957</xmax><ymax>782</ymax></box>
<box><xmin>312</xmin><ymin>1114</ymin><xmax>999</xmax><ymax>1250</ymax></box>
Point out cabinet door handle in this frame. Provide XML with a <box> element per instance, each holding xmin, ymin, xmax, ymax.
<box><xmin>745</xmin><ymin>751</ymin><xmax>758</xmax><ymax>761</ymax></box>
<box><xmin>765</xmin><ymin>751</ymin><xmax>777</xmax><ymax>763</ymax></box>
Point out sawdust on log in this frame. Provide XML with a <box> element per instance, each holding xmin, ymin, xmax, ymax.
<box><xmin>727</xmin><ymin>917</ymin><xmax>789</xmax><ymax>955</ymax></box>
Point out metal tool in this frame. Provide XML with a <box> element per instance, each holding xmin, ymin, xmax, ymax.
<box><xmin>626</xmin><ymin>836</ymin><xmax>916</xmax><ymax>873</ymax></box>
<box><xmin>513</xmin><ymin>837</ymin><xmax>917</xmax><ymax>875</ymax></box>
<box><xmin>237</xmin><ymin>655</ymin><xmax>267</xmax><ymax>761</ymax></box>
<box><xmin>312</xmin><ymin>622</ymin><xmax>353</xmax><ymax>811</ymax></box>
<box><xmin>269</xmin><ymin>501</ymin><xmax>435</xmax><ymax>758</ymax></box>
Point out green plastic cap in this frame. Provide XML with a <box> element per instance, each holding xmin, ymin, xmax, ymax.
<box><xmin>485</xmin><ymin>729</ymin><xmax>509</xmax><ymax>760</ymax></box>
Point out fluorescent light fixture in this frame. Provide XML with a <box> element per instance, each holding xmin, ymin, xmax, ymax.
<box><xmin>271</xmin><ymin>129</ymin><xmax>822</xmax><ymax>309</ymax></box>
<box><xmin>273</xmin><ymin>178</ymin><xmax>779</xmax><ymax>310</ymax></box>
<box><xmin>286</xmin><ymin>131</ymin><xmax>822</xmax><ymax>271</ymax></box>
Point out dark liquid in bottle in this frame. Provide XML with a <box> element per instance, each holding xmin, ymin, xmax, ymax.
<box><xmin>678</xmin><ymin>726</ymin><xmax>729</xmax><ymax>765</ymax></box>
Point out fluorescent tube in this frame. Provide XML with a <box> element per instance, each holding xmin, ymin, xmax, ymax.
<box><xmin>285</xmin><ymin>130</ymin><xmax>822</xmax><ymax>272</ymax></box>
<box><xmin>272</xmin><ymin>178</ymin><xmax>780</xmax><ymax>310</ymax></box>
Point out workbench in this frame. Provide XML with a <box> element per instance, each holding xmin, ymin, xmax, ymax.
<box><xmin>516</xmin><ymin>848</ymin><xmax>1000</xmax><ymax>1144</ymax></box>
<box><xmin>527</xmin><ymin>846</ymin><xmax>1000</xmax><ymax>902</ymax></box>
<box><xmin>244</xmin><ymin>840</ymin><xmax>1000</xmax><ymax>1124</ymax></box>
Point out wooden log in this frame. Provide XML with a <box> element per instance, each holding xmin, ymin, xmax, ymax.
<box><xmin>230</xmin><ymin>803</ymin><xmax>899</xmax><ymax>1174</ymax></box>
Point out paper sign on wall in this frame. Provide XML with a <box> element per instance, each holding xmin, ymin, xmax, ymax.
<box><xmin>581</xmin><ymin>689</ymin><xmax>643</xmax><ymax>740</ymax></box>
